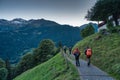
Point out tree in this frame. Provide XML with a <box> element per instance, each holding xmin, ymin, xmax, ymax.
<box><xmin>81</xmin><ymin>24</ymin><xmax>95</xmax><ymax>38</ymax></box>
<box><xmin>33</xmin><ymin>39</ymin><xmax>55</xmax><ymax>65</ymax></box>
<box><xmin>5</xmin><ymin>59</ymin><xmax>12</xmax><ymax>80</ymax></box>
<box><xmin>107</xmin><ymin>20</ymin><xmax>114</xmax><ymax>33</ymax></box>
<box><xmin>0</xmin><ymin>68</ymin><xmax>8</xmax><ymax>80</ymax></box>
<box><xmin>0</xmin><ymin>58</ymin><xmax>5</xmax><ymax>68</ymax></box>
<box><xmin>85</xmin><ymin>0</ymin><xmax>120</xmax><ymax>26</ymax></box>
<box><xmin>0</xmin><ymin>58</ymin><xmax>8</xmax><ymax>80</ymax></box>
<box><xmin>13</xmin><ymin>39</ymin><xmax>56</xmax><ymax>78</ymax></box>
<box><xmin>15</xmin><ymin>53</ymin><xmax>34</xmax><ymax>76</ymax></box>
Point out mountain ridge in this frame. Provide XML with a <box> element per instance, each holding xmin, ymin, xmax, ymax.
<box><xmin>0</xmin><ymin>18</ymin><xmax>81</xmax><ymax>63</ymax></box>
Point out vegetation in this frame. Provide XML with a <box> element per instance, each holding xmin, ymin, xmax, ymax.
<box><xmin>5</xmin><ymin>59</ymin><xmax>12</xmax><ymax>80</ymax></box>
<box><xmin>14</xmin><ymin>53</ymin><xmax>80</xmax><ymax>80</ymax></box>
<box><xmin>0</xmin><ymin>19</ymin><xmax>81</xmax><ymax>63</ymax></box>
<box><xmin>81</xmin><ymin>24</ymin><xmax>95</xmax><ymax>38</ymax></box>
<box><xmin>12</xmin><ymin>39</ymin><xmax>58</xmax><ymax>78</ymax></box>
<box><xmin>0</xmin><ymin>68</ymin><xmax>8</xmax><ymax>80</ymax></box>
<box><xmin>0</xmin><ymin>58</ymin><xmax>5</xmax><ymax>68</ymax></box>
<box><xmin>107</xmin><ymin>20</ymin><xmax>114</xmax><ymax>32</ymax></box>
<box><xmin>33</xmin><ymin>39</ymin><xmax>56</xmax><ymax>65</ymax></box>
<box><xmin>106</xmin><ymin>20</ymin><xmax>120</xmax><ymax>33</ymax></box>
<box><xmin>73</xmin><ymin>33</ymin><xmax>120</xmax><ymax>80</ymax></box>
<box><xmin>15</xmin><ymin>53</ymin><xmax>34</xmax><ymax>77</ymax></box>
<box><xmin>86</xmin><ymin>0</ymin><xmax>120</xmax><ymax>26</ymax></box>
<box><xmin>0</xmin><ymin>58</ymin><xmax>8</xmax><ymax>80</ymax></box>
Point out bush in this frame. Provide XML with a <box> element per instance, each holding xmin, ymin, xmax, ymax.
<box><xmin>115</xmin><ymin>26</ymin><xmax>120</xmax><ymax>33</ymax></box>
<box><xmin>0</xmin><ymin>68</ymin><xmax>8</xmax><ymax>80</ymax></box>
<box><xmin>0</xmin><ymin>58</ymin><xmax>5</xmax><ymax>68</ymax></box>
<box><xmin>14</xmin><ymin>39</ymin><xmax>57</xmax><ymax>78</ymax></box>
<box><xmin>33</xmin><ymin>39</ymin><xmax>56</xmax><ymax>64</ymax></box>
<box><xmin>81</xmin><ymin>24</ymin><xmax>95</xmax><ymax>38</ymax></box>
<box><xmin>15</xmin><ymin>53</ymin><xmax>34</xmax><ymax>76</ymax></box>
<box><xmin>99</xmin><ymin>29</ymin><xmax>110</xmax><ymax>35</ymax></box>
<box><xmin>107</xmin><ymin>20</ymin><xmax>117</xmax><ymax>33</ymax></box>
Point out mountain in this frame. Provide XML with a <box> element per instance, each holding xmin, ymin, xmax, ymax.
<box><xmin>0</xmin><ymin>18</ymin><xmax>81</xmax><ymax>63</ymax></box>
<box><xmin>73</xmin><ymin>33</ymin><xmax>120</xmax><ymax>79</ymax></box>
<box><xmin>14</xmin><ymin>53</ymin><xmax>79</xmax><ymax>80</ymax></box>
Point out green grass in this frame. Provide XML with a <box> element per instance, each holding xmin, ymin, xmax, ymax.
<box><xmin>14</xmin><ymin>53</ymin><xmax>80</xmax><ymax>80</ymax></box>
<box><xmin>73</xmin><ymin>33</ymin><xmax>120</xmax><ymax>80</ymax></box>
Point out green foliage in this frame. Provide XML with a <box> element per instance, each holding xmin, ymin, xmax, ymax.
<box><xmin>0</xmin><ymin>58</ymin><xmax>5</xmax><ymax>68</ymax></box>
<box><xmin>33</xmin><ymin>39</ymin><xmax>56</xmax><ymax>64</ymax></box>
<box><xmin>13</xmin><ymin>39</ymin><xmax>58</xmax><ymax>79</ymax></box>
<box><xmin>0</xmin><ymin>58</ymin><xmax>8</xmax><ymax>80</ymax></box>
<box><xmin>107</xmin><ymin>20</ymin><xmax>115</xmax><ymax>33</ymax></box>
<box><xmin>115</xmin><ymin>26</ymin><xmax>120</xmax><ymax>33</ymax></box>
<box><xmin>107</xmin><ymin>20</ymin><xmax>113</xmax><ymax>28</ymax></box>
<box><xmin>112</xmin><ymin>64</ymin><xmax>120</xmax><ymax>74</ymax></box>
<box><xmin>14</xmin><ymin>54</ymin><xmax>80</xmax><ymax>80</ymax></box>
<box><xmin>0</xmin><ymin>68</ymin><xmax>8</xmax><ymax>80</ymax></box>
<box><xmin>107</xmin><ymin>21</ymin><xmax>120</xmax><ymax>33</ymax></box>
<box><xmin>15</xmin><ymin>53</ymin><xmax>34</xmax><ymax>76</ymax></box>
<box><xmin>74</xmin><ymin>33</ymin><xmax>120</xmax><ymax>79</ymax></box>
<box><xmin>81</xmin><ymin>24</ymin><xmax>95</xmax><ymax>38</ymax></box>
<box><xmin>99</xmin><ymin>29</ymin><xmax>108</xmax><ymax>35</ymax></box>
<box><xmin>86</xmin><ymin>0</ymin><xmax>120</xmax><ymax>25</ymax></box>
<box><xmin>5</xmin><ymin>59</ymin><xmax>12</xmax><ymax>80</ymax></box>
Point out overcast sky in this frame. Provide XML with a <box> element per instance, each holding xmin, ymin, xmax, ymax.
<box><xmin>0</xmin><ymin>0</ymin><xmax>97</xmax><ymax>26</ymax></box>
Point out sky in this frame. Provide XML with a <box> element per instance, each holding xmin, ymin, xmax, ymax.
<box><xmin>0</xmin><ymin>0</ymin><xmax>97</xmax><ymax>26</ymax></box>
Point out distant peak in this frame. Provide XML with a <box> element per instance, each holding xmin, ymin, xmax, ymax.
<box><xmin>12</xmin><ymin>18</ymin><xmax>26</xmax><ymax>21</ymax></box>
<box><xmin>11</xmin><ymin>18</ymin><xmax>27</xmax><ymax>24</ymax></box>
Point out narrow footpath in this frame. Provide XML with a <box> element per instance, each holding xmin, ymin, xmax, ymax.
<box><xmin>66</xmin><ymin>54</ymin><xmax>115</xmax><ymax>80</ymax></box>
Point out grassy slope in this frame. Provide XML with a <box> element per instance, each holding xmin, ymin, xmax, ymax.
<box><xmin>74</xmin><ymin>33</ymin><xmax>120</xmax><ymax>80</ymax></box>
<box><xmin>14</xmin><ymin>53</ymin><xmax>80</xmax><ymax>80</ymax></box>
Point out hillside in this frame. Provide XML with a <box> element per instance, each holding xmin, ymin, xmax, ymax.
<box><xmin>73</xmin><ymin>33</ymin><xmax>120</xmax><ymax>80</ymax></box>
<box><xmin>14</xmin><ymin>53</ymin><xmax>80</xmax><ymax>80</ymax></box>
<box><xmin>0</xmin><ymin>18</ymin><xmax>81</xmax><ymax>63</ymax></box>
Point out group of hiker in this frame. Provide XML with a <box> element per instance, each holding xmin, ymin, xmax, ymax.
<box><xmin>72</xmin><ymin>46</ymin><xmax>92</xmax><ymax>66</ymax></box>
<box><xmin>63</xmin><ymin>46</ymin><xmax>92</xmax><ymax>67</ymax></box>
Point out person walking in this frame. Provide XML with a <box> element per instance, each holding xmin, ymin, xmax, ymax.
<box><xmin>69</xmin><ymin>47</ymin><xmax>72</xmax><ymax>54</ymax></box>
<box><xmin>63</xmin><ymin>46</ymin><xmax>67</xmax><ymax>54</ymax></box>
<box><xmin>72</xmin><ymin>48</ymin><xmax>80</xmax><ymax>66</ymax></box>
<box><xmin>85</xmin><ymin>46</ymin><xmax>92</xmax><ymax>66</ymax></box>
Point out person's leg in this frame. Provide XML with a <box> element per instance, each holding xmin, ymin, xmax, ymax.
<box><xmin>77</xmin><ymin>59</ymin><xmax>80</xmax><ymax>66</ymax></box>
<box><xmin>87</xmin><ymin>57</ymin><xmax>90</xmax><ymax>66</ymax></box>
<box><xmin>75</xmin><ymin>55</ymin><xmax>78</xmax><ymax>66</ymax></box>
<box><xmin>76</xmin><ymin>56</ymin><xmax>80</xmax><ymax>66</ymax></box>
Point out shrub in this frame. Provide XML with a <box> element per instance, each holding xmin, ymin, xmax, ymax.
<box><xmin>0</xmin><ymin>68</ymin><xmax>8</xmax><ymax>80</ymax></box>
<box><xmin>0</xmin><ymin>58</ymin><xmax>5</xmax><ymax>68</ymax></box>
<box><xmin>107</xmin><ymin>20</ymin><xmax>117</xmax><ymax>33</ymax></box>
<box><xmin>33</xmin><ymin>39</ymin><xmax>56</xmax><ymax>64</ymax></box>
<box><xmin>15</xmin><ymin>53</ymin><xmax>34</xmax><ymax>76</ymax></box>
<box><xmin>81</xmin><ymin>24</ymin><xmax>95</xmax><ymax>38</ymax></box>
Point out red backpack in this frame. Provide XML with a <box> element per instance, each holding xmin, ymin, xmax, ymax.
<box><xmin>86</xmin><ymin>48</ymin><xmax>92</xmax><ymax>56</ymax></box>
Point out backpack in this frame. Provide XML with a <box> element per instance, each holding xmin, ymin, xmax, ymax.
<box><xmin>73</xmin><ymin>48</ymin><xmax>80</xmax><ymax>55</ymax></box>
<box><xmin>86</xmin><ymin>49</ymin><xmax>92</xmax><ymax>56</ymax></box>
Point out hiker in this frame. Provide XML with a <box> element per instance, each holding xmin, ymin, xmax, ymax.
<box><xmin>69</xmin><ymin>47</ymin><xmax>72</xmax><ymax>54</ymax></box>
<box><xmin>84</xmin><ymin>46</ymin><xmax>92</xmax><ymax>66</ymax></box>
<box><xmin>63</xmin><ymin>46</ymin><xmax>67</xmax><ymax>54</ymax></box>
<box><xmin>72</xmin><ymin>48</ymin><xmax>80</xmax><ymax>66</ymax></box>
